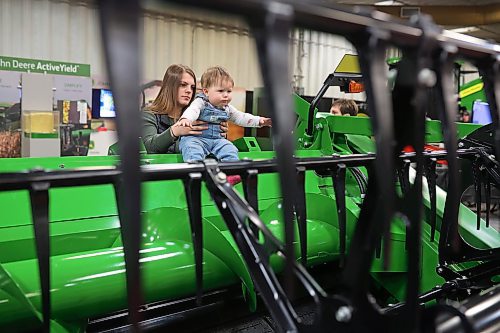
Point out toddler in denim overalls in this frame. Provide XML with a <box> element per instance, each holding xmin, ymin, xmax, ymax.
<box><xmin>178</xmin><ymin>67</ymin><xmax>272</xmax><ymax>178</ymax></box>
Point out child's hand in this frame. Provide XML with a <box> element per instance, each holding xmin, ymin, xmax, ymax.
<box><xmin>260</xmin><ymin>117</ymin><xmax>272</xmax><ymax>127</ymax></box>
<box><xmin>178</xmin><ymin>118</ymin><xmax>192</xmax><ymax>127</ymax></box>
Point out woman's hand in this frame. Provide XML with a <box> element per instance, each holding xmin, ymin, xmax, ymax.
<box><xmin>177</xmin><ymin>118</ymin><xmax>192</xmax><ymax>127</ymax></box>
<box><xmin>171</xmin><ymin>120</ymin><xmax>208</xmax><ymax>137</ymax></box>
<box><xmin>220</xmin><ymin>121</ymin><xmax>228</xmax><ymax>139</ymax></box>
<box><xmin>259</xmin><ymin>117</ymin><xmax>272</xmax><ymax>127</ymax></box>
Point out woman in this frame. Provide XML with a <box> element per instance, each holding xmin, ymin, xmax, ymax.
<box><xmin>142</xmin><ymin>64</ymin><xmax>227</xmax><ymax>153</ymax></box>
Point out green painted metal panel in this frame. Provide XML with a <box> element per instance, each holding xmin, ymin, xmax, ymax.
<box><xmin>460</xmin><ymin>78</ymin><xmax>487</xmax><ymax>111</ymax></box>
<box><xmin>0</xmin><ymin>86</ymin><xmax>498</xmax><ymax>332</ymax></box>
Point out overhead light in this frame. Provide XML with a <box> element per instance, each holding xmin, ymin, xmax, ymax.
<box><xmin>448</xmin><ymin>26</ymin><xmax>480</xmax><ymax>34</ymax></box>
<box><xmin>374</xmin><ymin>1</ymin><xmax>404</xmax><ymax>5</ymax></box>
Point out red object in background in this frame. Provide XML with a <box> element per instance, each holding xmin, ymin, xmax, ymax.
<box><xmin>227</xmin><ymin>175</ymin><xmax>242</xmax><ymax>186</ymax></box>
<box><xmin>402</xmin><ymin>145</ymin><xmax>447</xmax><ymax>165</ymax></box>
<box><xmin>348</xmin><ymin>80</ymin><xmax>364</xmax><ymax>93</ymax></box>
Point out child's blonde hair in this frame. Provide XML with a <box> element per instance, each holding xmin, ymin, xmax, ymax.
<box><xmin>201</xmin><ymin>66</ymin><xmax>234</xmax><ymax>89</ymax></box>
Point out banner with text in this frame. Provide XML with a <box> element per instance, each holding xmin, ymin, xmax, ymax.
<box><xmin>0</xmin><ymin>56</ymin><xmax>90</xmax><ymax>77</ymax></box>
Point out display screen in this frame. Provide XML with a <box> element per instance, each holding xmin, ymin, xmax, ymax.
<box><xmin>99</xmin><ymin>89</ymin><xmax>115</xmax><ymax>118</ymax></box>
<box><xmin>472</xmin><ymin>101</ymin><xmax>491</xmax><ymax>125</ymax></box>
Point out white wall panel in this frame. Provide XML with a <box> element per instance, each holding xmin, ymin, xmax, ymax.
<box><xmin>291</xmin><ymin>29</ymin><xmax>360</xmax><ymax>98</ymax></box>
<box><xmin>1</xmin><ymin>0</ymin><xmax>377</xmax><ymax>99</ymax></box>
<box><xmin>0</xmin><ymin>0</ymin><xmax>105</xmax><ymax>77</ymax></box>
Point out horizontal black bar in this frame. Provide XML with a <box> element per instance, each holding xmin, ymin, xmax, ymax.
<box><xmin>0</xmin><ymin>148</ymin><xmax>479</xmax><ymax>191</ymax></box>
<box><xmin>0</xmin><ymin>168</ymin><xmax>121</xmax><ymax>191</ymax></box>
<box><xmin>162</xmin><ymin>0</ymin><xmax>500</xmax><ymax>58</ymax></box>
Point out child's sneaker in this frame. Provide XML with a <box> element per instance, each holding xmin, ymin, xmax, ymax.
<box><xmin>227</xmin><ymin>175</ymin><xmax>242</xmax><ymax>186</ymax></box>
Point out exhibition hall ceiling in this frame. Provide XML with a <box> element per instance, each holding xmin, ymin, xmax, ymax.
<box><xmin>333</xmin><ymin>0</ymin><xmax>500</xmax><ymax>42</ymax></box>
<box><xmin>81</xmin><ymin>0</ymin><xmax>500</xmax><ymax>42</ymax></box>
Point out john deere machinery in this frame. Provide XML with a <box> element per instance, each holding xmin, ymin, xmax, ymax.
<box><xmin>0</xmin><ymin>1</ymin><xmax>498</xmax><ymax>332</ymax></box>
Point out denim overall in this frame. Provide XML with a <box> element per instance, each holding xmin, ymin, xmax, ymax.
<box><xmin>179</xmin><ymin>94</ymin><xmax>239</xmax><ymax>162</ymax></box>
<box><xmin>195</xmin><ymin>94</ymin><xmax>230</xmax><ymax>139</ymax></box>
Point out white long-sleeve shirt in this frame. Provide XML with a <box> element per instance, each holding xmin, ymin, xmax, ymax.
<box><xmin>182</xmin><ymin>97</ymin><xmax>262</xmax><ymax>127</ymax></box>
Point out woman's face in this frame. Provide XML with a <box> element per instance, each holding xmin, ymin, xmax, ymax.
<box><xmin>177</xmin><ymin>72</ymin><xmax>195</xmax><ymax>107</ymax></box>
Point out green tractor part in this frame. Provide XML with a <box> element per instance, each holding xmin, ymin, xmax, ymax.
<box><xmin>1</xmin><ymin>1</ymin><xmax>499</xmax><ymax>332</ymax></box>
<box><xmin>1</xmin><ymin>115</ymin><xmax>498</xmax><ymax>332</ymax></box>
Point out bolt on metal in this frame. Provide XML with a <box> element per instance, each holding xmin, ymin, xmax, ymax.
<box><xmin>216</xmin><ymin>172</ymin><xmax>227</xmax><ymax>183</ymax></box>
<box><xmin>335</xmin><ymin>306</ymin><xmax>352</xmax><ymax>323</ymax></box>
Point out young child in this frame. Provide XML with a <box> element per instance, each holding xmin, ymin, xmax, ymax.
<box><xmin>330</xmin><ymin>98</ymin><xmax>358</xmax><ymax>116</ymax></box>
<box><xmin>178</xmin><ymin>66</ymin><xmax>272</xmax><ymax>184</ymax></box>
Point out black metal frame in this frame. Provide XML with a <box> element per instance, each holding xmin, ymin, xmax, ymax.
<box><xmin>305</xmin><ymin>72</ymin><xmax>363</xmax><ymax>140</ymax></box>
<box><xmin>2</xmin><ymin>0</ymin><xmax>499</xmax><ymax>331</ymax></box>
<box><xmin>2</xmin><ymin>148</ymin><xmax>497</xmax><ymax>331</ymax></box>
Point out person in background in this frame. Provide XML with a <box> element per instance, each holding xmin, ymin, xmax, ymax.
<box><xmin>195</xmin><ymin>79</ymin><xmax>203</xmax><ymax>94</ymax></box>
<box><xmin>458</xmin><ymin>106</ymin><xmax>470</xmax><ymax>123</ymax></box>
<box><xmin>177</xmin><ymin>66</ymin><xmax>272</xmax><ymax>184</ymax></box>
<box><xmin>142</xmin><ymin>64</ymin><xmax>228</xmax><ymax>153</ymax></box>
<box><xmin>330</xmin><ymin>98</ymin><xmax>359</xmax><ymax>116</ymax></box>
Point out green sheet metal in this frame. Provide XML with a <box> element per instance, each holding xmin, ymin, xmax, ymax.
<box><xmin>0</xmin><ymin>91</ymin><xmax>498</xmax><ymax>332</ymax></box>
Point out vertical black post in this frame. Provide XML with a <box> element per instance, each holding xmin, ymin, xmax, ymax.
<box><xmin>332</xmin><ymin>164</ymin><xmax>347</xmax><ymax>264</ymax></box>
<box><xmin>426</xmin><ymin>158</ymin><xmax>437</xmax><ymax>242</ymax></box>
<box><xmin>472</xmin><ymin>157</ymin><xmax>482</xmax><ymax>230</ymax></box>
<box><xmin>484</xmin><ymin>172</ymin><xmax>491</xmax><ymax>228</ymax></box>
<box><xmin>249</xmin><ymin>2</ymin><xmax>297</xmax><ymax>294</ymax></box>
<box><xmin>342</xmin><ymin>29</ymin><xmax>395</xmax><ymax>304</ymax></box>
<box><xmin>98</xmin><ymin>0</ymin><xmax>143</xmax><ymax>329</ymax></box>
<box><xmin>242</xmin><ymin>169</ymin><xmax>260</xmax><ymax>238</ymax></box>
<box><xmin>29</xmin><ymin>182</ymin><xmax>51</xmax><ymax>333</ymax></box>
<box><xmin>295</xmin><ymin>166</ymin><xmax>308</xmax><ymax>265</ymax></box>
<box><xmin>203</xmin><ymin>161</ymin><xmax>298</xmax><ymax>332</ymax></box>
<box><xmin>400</xmin><ymin>158</ymin><xmax>411</xmax><ymax>252</ymax></box>
<box><xmin>183</xmin><ymin>173</ymin><xmax>204</xmax><ymax>305</ymax></box>
<box><xmin>478</xmin><ymin>60</ymin><xmax>500</xmax><ymax>160</ymax></box>
<box><xmin>435</xmin><ymin>48</ymin><xmax>462</xmax><ymax>264</ymax></box>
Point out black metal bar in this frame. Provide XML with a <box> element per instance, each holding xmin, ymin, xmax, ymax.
<box><xmin>390</xmin><ymin>261</ymin><xmax>500</xmax><ymax>316</ymax></box>
<box><xmin>183</xmin><ymin>173</ymin><xmax>204</xmax><ymax>306</ymax></box>
<box><xmin>98</xmin><ymin>0</ymin><xmax>143</xmax><ymax>329</ymax></box>
<box><xmin>203</xmin><ymin>160</ymin><xmax>349</xmax><ymax>332</ymax></box>
<box><xmin>306</xmin><ymin>73</ymin><xmax>335</xmax><ymax>139</ymax></box>
<box><xmin>477</xmin><ymin>59</ymin><xmax>500</xmax><ymax>161</ymax></box>
<box><xmin>332</xmin><ymin>164</ymin><xmax>347</xmax><ymax>264</ymax></box>
<box><xmin>295</xmin><ymin>166</ymin><xmax>308</xmax><ymax>266</ymax></box>
<box><xmin>375</xmin><ymin>233</ymin><xmax>383</xmax><ymax>259</ymax></box>
<box><xmin>202</xmin><ymin>160</ymin><xmax>299</xmax><ymax>332</ymax></box>
<box><xmin>434</xmin><ymin>47</ymin><xmax>462</xmax><ymax>266</ymax></box>
<box><xmin>398</xmin><ymin>159</ymin><xmax>411</xmax><ymax>196</ymax></box>
<box><xmin>242</xmin><ymin>169</ymin><xmax>260</xmax><ymax>238</ymax></box>
<box><xmin>342</xmin><ymin>26</ymin><xmax>396</xmax><ymax>306</ymax></box>
<box><xmin>391</xmin><ymin>16</ymin><xmax>437</xmax><ymax>326</ymax></box>
<box><xmin>426</xmin><ymin>158</ymin><xmax>438</xmax><ymax>242</ymax></box>
<box><xmin>28</xmin><ymin>182</ymin><xmax>51</xmax><ymax>333</ymax></box>
<box><xmin>430</xmin><ymin>285</ymin><xmax>500</xmax><ymax>333</ymax></box>
<box><xmin>341</xmin><ymin>177</ymin><xmax>382</xmax><ymax>300</ymax></box>
<box><xmin>0</xmin><ymin>149</ymin><xmax>485</xmax><ymax>192</ymax></box>
<box><xmin>434</xmin><ymin>61</ymin><xmax>500</xmax><ymax>264</ymax></box>
<box><xmin>472</xmin><ymin>157</ymin><xmax>482</xmax><ymax>230</ymax></box>
<box><xmin>249</xmin><ymin>1</ymin><xmax>298</xmax><ymax>295</ymax></box>
<box><xmin>400</xmin><ymin>158</ymin><xmax>411</xmax><ymax>253</ymax></box>
<box><xmin>484</xmin><ymin>172</ymin><xmax>491</xmax><ymax>228</ymax></box>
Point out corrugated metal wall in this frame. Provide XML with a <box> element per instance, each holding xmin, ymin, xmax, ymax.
<box><xmin>141</xmin><ymin>9</ymin><xmax>262</xmax><ymax>91</ymax></box>
<box><xmin>0</xmin><ymin>0</ymin><xmax>409</xmax><ymax>99</ymax></box>
<box><xmin>0</xmin><ymin>0</ymin><xmax>105</xmax><ymax>78</ymax></box>
<box><xmin>291</xmin><ymin>28</ymin><xmax>361</xmax><ymax>98</ymax></box>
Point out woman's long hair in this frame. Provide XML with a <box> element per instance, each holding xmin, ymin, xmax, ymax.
<box><xmin>148</xmin><ymin>64</ymin><xmax>196</xmax><ymax>119</ymax></box>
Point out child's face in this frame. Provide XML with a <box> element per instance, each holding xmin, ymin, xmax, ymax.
<box><xmin>203</xmin><ymin>79</ymin><xmax>233</xmax><ymax>108</ymax></box>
